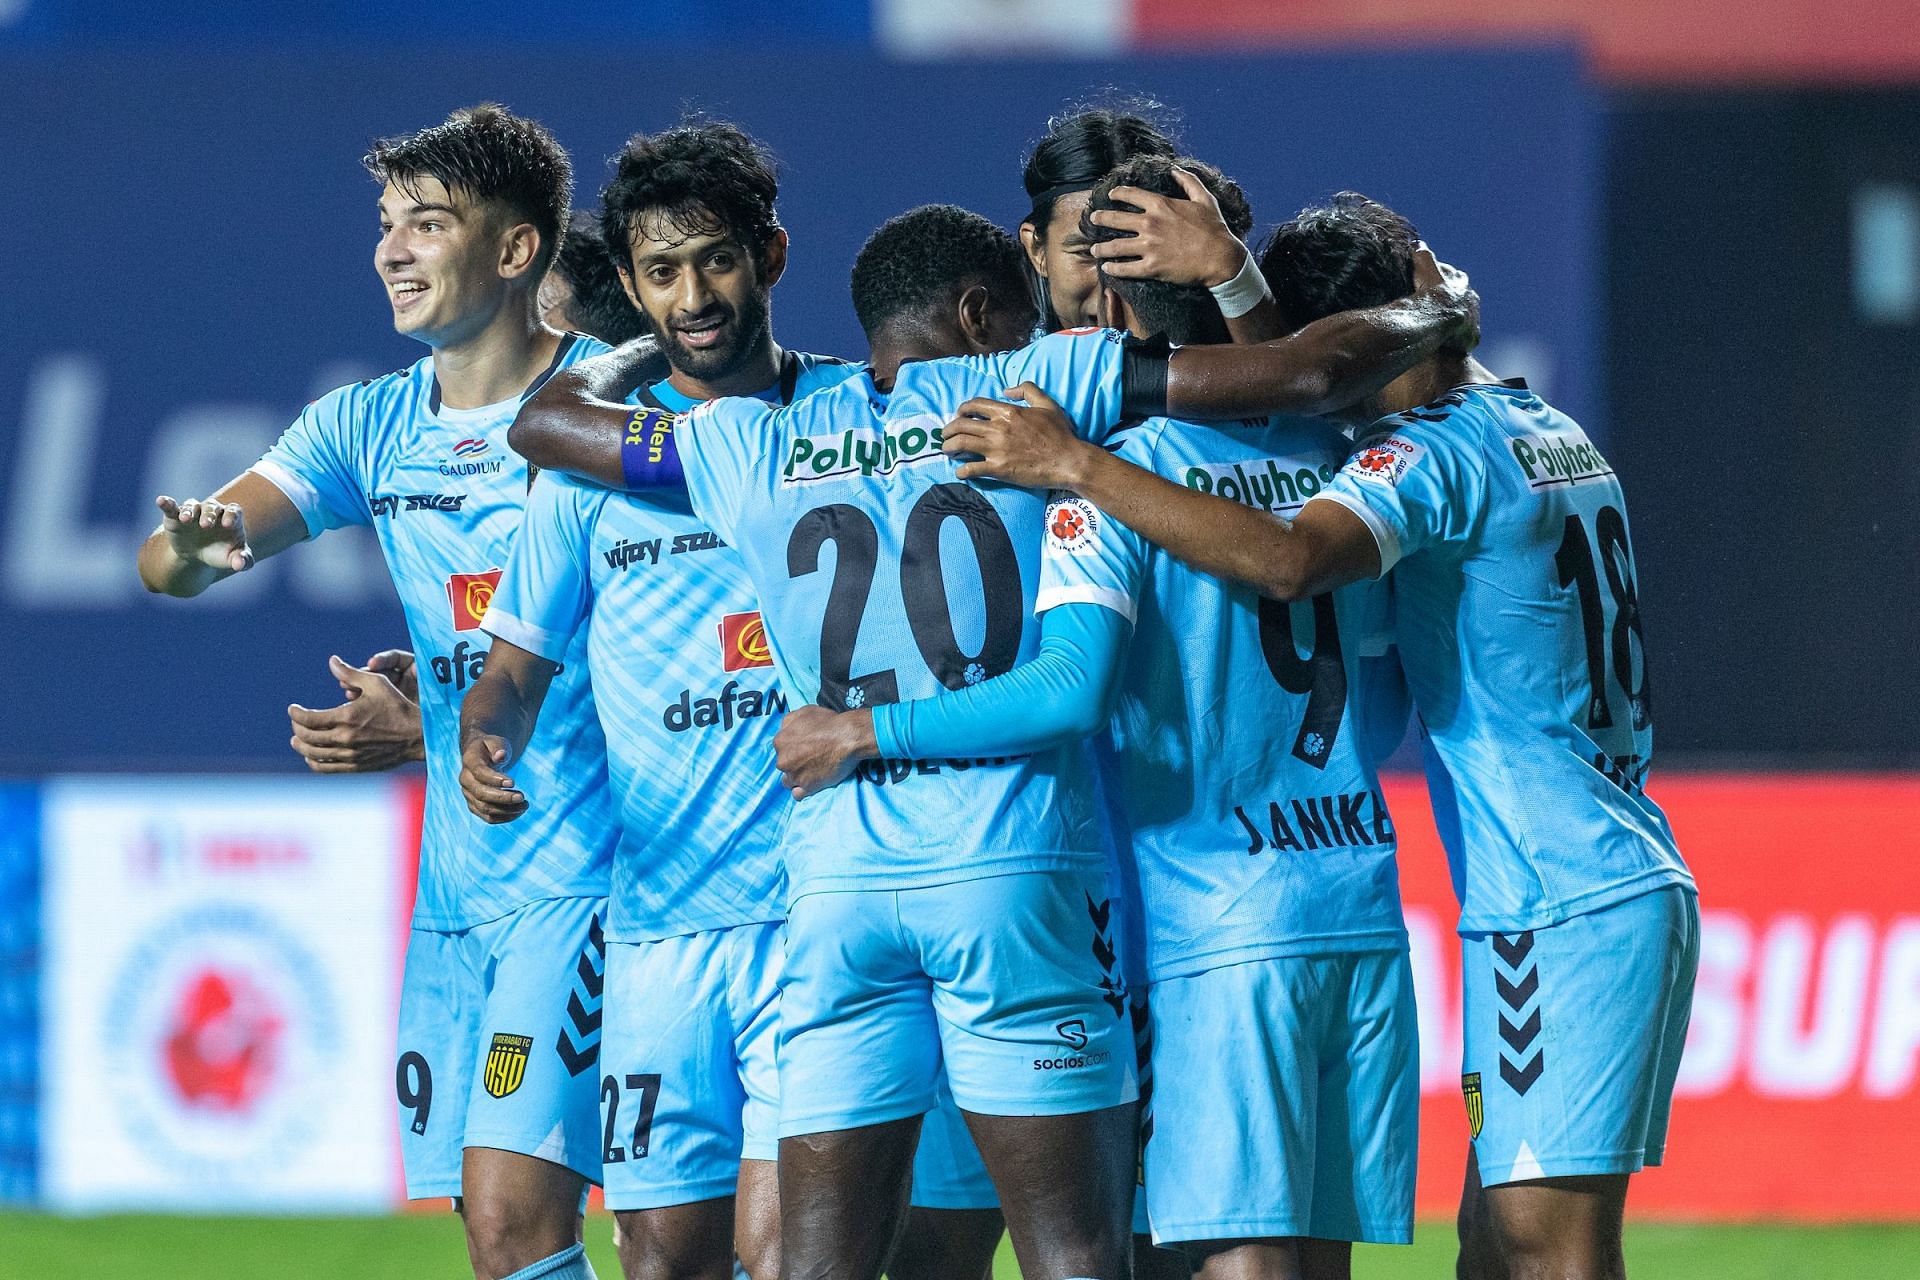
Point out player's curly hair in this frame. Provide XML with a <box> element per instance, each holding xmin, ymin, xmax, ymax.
<box><xmin>364</xmin><ymin>103</ymin><xmax>573</xmax><ymax>274</ymax></box>
<box><xmin>1080</xmin><ymin>155</ymin><xmax>1253</xmax><ymax>346</ymax></box>
<box><xmin>598</xmin><ymin>119</ymin><xmax>782</xmax><ymax>275</ymax></box>
<box><xmin>1257</xmin><ymin>192</ymin><xmax>1420</xmax><ymax>333</ymax></box>
<box><xmin>850</xmin><ymin>204</ymin><xmax>1035</xmax><ymax>340</ymax></box>
<box><xmin>550</xmin><ymin>211</ymin><xmax>649</xmax><ymax>344</ymax></box>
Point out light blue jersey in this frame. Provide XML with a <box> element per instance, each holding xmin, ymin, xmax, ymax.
<box><xmin>482</xmin><ymin>353</ymin><xmax>860</xmax><ymax>942</ymax></box>
<box><xmin>1036</xmin><ymin>415</ymin><xmax>1406</xmax><ymax>981</ymax></box>
<box><xmin>1313</xmin><ymin>381</ymin><xmax>1694</xmax><ymax>933</ymax></box>
<box><xmin>253</xmin><ymin>334</ymin><xmax>615</xmax><ymax>930</ymax></box>
<box><xmin>675</xmin><ymin>329</ymin><xmax>1137</xmax><ymax>898</ymax></box>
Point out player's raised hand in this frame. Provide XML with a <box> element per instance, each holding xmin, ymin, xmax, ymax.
<box><xmin>460</xmin><ymin>731</ymin><xmax>528</xmax><ymax>823</ymax></box>
<box><xmin>287</xmin><ymin>654</ymin><xmax>426</xmax><ymax>773</ymax></box>
<box><xmin>1087</xmin><ymin>167</ymin><xmax>1247</xmax><ymax>287</ymax></box>
<box><xmin>1411</xmin><ymin>244</ymin><xmax>1480</xmax><ymax>352</ymax></box>
<box><xmin>153</xmin><ymin>494</ymin><xmax>256</xmax><ymax>573</ymax></box>
<box><xmin>774</xmin><ymin>705</ymin><xmax>872</xmax><ymax>801</ymax></box>
<box><xmin>944</xmin><ymin>383</ymin><xmax>1097</xmax><ymax>490</ymax></box>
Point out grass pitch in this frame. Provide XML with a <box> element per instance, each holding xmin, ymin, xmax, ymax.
<box><xmin>1</xmin><ymin>1213</ymin><xmax>1917</xmax><ymax>1278</ymax></box>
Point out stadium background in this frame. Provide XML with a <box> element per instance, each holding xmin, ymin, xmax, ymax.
<box><xmin>1</xmin><ymin>0</ymin><xmax>1916</xmax><ymax>1274</ymax></box>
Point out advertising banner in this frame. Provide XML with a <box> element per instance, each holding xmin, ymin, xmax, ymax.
<box><xmin>1396</xmin><ymin>773</ymin><xmax>1920</xmax><ymax>1220</ymax></box>
<box><xmin>39</xmin><ymin>777</ymin><xmax>410</xmax><ymax>1211</ymax></box>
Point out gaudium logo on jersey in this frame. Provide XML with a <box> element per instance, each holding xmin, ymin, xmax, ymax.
<box><xmin>781</xmin><ymin>414</ymin><xmax>945</xmax><ymax>485</ymax></box>
<box><xmin>718</xmin><ymin>611</ymin><xmax>775</xmax><ymax>672</ymax></box>
<box><xmin>1509</xmin><ymin>430</ymin><xmax>1614</xmax><ymax>491</ymax></box>
<box><xmin>1342</xmin><ymin>435</ymin><xmax>1423</xmax><ymax>488</ymax></box>
<box><xmin>440</xmin><ymin>437</ymin><xmax>503</xmax><ymax>478</ymax></box>
<box><xmin>1183</xmin><ymin>458</ymin><xmax>1336</xmax><ymax>512</ymax></box>
<box><xmin>1045</xmin><ymin>497</ymin><xmax>1101</xmax><ymax>554</ymax></box>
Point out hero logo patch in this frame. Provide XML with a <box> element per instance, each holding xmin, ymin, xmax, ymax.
<box><xmin>1345</xmin><ymin>435</ymin><xmax>1423</xmax><ymax>487</ymax></box>
<box><xmin>1046</xmin><ymin>497</ymin><xmax>1101</xmax><ymax>554</ymax></box>
<box><xmin>446</xmin><ymin>569</ymin><xmax>502</xmax><ymax>631</ymax></box>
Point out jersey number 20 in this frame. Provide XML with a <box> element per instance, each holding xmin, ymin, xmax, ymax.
<box><xmin>788</xmin><ymin>483</ymin><xmax>1023</xmax><ymax>710</ymax></box>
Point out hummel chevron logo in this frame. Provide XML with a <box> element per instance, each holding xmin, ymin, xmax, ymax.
<box><xmin>1501</xmin><ymin>1052</ymin><xmax>1545</xmax><ymax>1096</ymax></box>
<box><xmin>1492</xmin><ymin>931</ymin><xmax>1535</xmax><ymax>966</ymax></box>
<box><xmin>1496</xmin><ymin>968</ymin><xmax>1540</xmax><ymax>1010</ymax></box>
<box><xmin>1499</xmin><ymin>1007</ymin><xmax>1542</xmax><ymax>1054</ymax></box>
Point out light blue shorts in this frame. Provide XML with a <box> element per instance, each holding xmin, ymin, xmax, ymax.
<box><xmin>1144</xmin><ymin>950</ymin><xmax>1418</xmax><ymax>1246</ymax></box>
<box><xmin>778</xmin><ymin>867</ymin><xmax>1136</xmax><ymax>1137</ymax></box>
<box><xmin>396</xmin><ymin>896</ymin><xmax>608</xmax><ymax>1199</ymax></box>
<box><xmin>599</xmin><ymin>921</ymin><xmax>781</xmax><ymax>1211</ymax></box>
<box><xmin>1461</xmin><ymin>885</ymin><xmax>1699</xmax><ymax>1186</ymax></box>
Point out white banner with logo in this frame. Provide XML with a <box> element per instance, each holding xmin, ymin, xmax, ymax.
<box><xmin>40</xmin><ymin>777</ymin><xmax>407</xmax><ymax>1211</ymax></box>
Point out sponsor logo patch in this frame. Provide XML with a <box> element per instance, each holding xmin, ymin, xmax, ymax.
<box><xmin>1508</xmin><ymin>430</ymin><xmax>1614</xmax><ymax>491</ymax></box>
<box><xmin>780</xmin><ymin>414</ymin><xmax>946</xmax><ymax>485</ymax></box>
<box><xmin>445</xmin><ymin>569</ymin><xmax>501</xmax><ymax>632</ymax></box>
<box><xmin>483</xmin><ymin>1033</ymin><xmax>532</xmax><ymax>1099</ymax></box>
<box><xmin>719</xmin><ymin>611</ymin><xmax>775</xmax><ymax>671</ymax></box>
<box><xmin>451</xmin><ymin>438</ymin><xmax>489</xmax><ymax>459</ymax></box>
<box><xmin>1344</xmin><ymin>435</ymin><xmax>1423</xmax><ymax>487</ymax></box>
<box><xmin>1046</xmin><ymin>497</ymin><xmax>1101</xmax><ymax>554</ymax></box>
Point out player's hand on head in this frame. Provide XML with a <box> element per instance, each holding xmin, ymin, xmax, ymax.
<box><xmin>1087</xmin><ymin>168</ymin><xmax>1246</xmax><ymax>288</ymax></box>
<box><xmin>774</xmin><ymin>705</ymin><xmax>864</xmax><ymax>801</ymax></box>
<box><xmin>459</xmin><ymin>732</ymin><xmax>528</xmax><ymax>824</ymax></box>
<box><xmin>154</xmin><ymin>494</ymin><xmax>257</xmax><ymax>573</ymax></box>
<box><xmin>286</xmin><ymin>654</ymin><xmax>426</xmax><ymax>773</ymax></box>
<box><xmin>943</xmin><ymin>383</ymin><xmax>1093</xmax><ymax>490</ymax></box>
<box><xmin>1412</xmin><ymin>244</ymin><xmax>1480</xmax><ymax>353</ymax></box>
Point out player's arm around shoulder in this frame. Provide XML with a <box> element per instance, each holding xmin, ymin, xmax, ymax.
<box><xmin>507</xmin><ymin>336</ymin><xmax>670</xmax><ymax>487</ymax></box>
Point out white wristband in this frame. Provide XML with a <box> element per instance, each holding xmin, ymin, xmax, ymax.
<box><xmin>1208</xmin><ymin>248</ymin><xmax>1270</xmax><ymax>320</ymax></box>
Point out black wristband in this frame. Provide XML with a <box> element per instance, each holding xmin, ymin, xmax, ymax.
<box><xmin>1119</xmin><ymin>334</ymin><xmax>1172</xmax><ymax>421</ymax></box>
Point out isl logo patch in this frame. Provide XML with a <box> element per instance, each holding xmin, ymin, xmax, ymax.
<box><xmin>446</xmin><ymin>569</ymin><xmax>502</xmax><ymax>632</ymax></box>
<box><xmin>1462</xmin><ymin>1070</ymin><xmax>1484</xmax><ymax>1139</ymax></box>
<box><xmin>1347</xmin><ymin>434</ymin><xmax>1423</xmax><ymax>487</ymax></box>
<box><xmin>1046</xmin><ymin>497</ymin><xmax>1101</xmax><ymax>554</ymax></box>
<box><xmin>718</xmin><ymin>611</ymin><xmax>775</xmax><ymax>671</ymax></box>
<box><xmin>484</xmin><ymin>1032</ymin><xmax>532</xmax><ymax>1099</ymax></box>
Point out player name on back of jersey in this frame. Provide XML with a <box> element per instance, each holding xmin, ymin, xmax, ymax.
<box><xmin>781</xmin><ymin>415</ymin><xmax>946</xmax><ymax>485</ymax></box>
<box><xmin>1509</xmin><ymin>428</ymin><xmax>1614</xmax><ymax>492</ymax></box>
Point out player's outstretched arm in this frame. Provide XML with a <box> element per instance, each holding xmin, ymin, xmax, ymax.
<box><xmin>945</xmin><ymin>386</ymin><xmax>1379</xmax><ymax>602</ymax></box>
<box><xmin>773</xmin><ymin>604</ymin><xmax>1128</xmax><ymax>800</ymax></box>
<box><xmin>458</xmin><ymin>638</ymin><xmax>559</xmax><ymax>825</ymax></box>
<box><xmin>1087</xmin><ymin>166</ymin><xmax>1287</xmax><ymax>344</ymax></box>
<box><xmin>288</xmin><ymin>652</ymin><xmax>426</xmax><ymax>774</ymax></box>
<box><xmin>1165</xmin><ymin>246</ymin><xmax>1477</xmax><ymax>419</ymax></box>
<box><xmin>137</xmin><ymin>471</ymin><xmax>308</xmax><ymax>598</ymax></box>
<box><xmin>507</xmin><ymin>336</ymin><xmax>671</xmax><ymax>487</ymax></box>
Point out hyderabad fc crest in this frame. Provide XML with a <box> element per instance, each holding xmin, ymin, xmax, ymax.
<box><xmin>1462</xmin><ymin>1071</ymin><xmax>1485</xmax><ymax>1139</ymax></box>
<box><xmin>484</xmin><ymin>1033</ymin><xmax>533</xmax><ymax>1099</ymax></box>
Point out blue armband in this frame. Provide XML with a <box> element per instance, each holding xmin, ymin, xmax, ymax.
<box><xmin>619</xmin><ymin>406</ymin><xmax>687</xmax><ymax>491</ymax></box>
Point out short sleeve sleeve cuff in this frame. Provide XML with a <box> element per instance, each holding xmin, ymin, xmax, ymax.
<box><xmin>1035</xmin><ymin>582</ymin><xmax>1137</xmax><ymax>624</ymax></box>
<box><xmin>1308</xmin><ymin>490</ymin><xmax>1403</xmax><ymax>577</ymax></box>
<box><xmin>247</xmin><ymin>460</ymin><xmax>330</xmax><ymax>539</ymax></box>
<box><xmin>480</xmin><ymin>609</ymin><xmax>571</xmax><ymax>664</ymax></box>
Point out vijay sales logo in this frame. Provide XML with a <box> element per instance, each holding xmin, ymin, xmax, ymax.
<box><xmin>1342</xmin><ymin>434</ymin><xmax>1423</xmax><ymax>488</ymax></box>
<box><xmin>368</xmin><ymin>492</ymin><xmax>468</xmax><ymax>517</ymax></box>
<box><xmin>781</xmin><ymin>414</ymin><xmax>946</xmax><ymax>485</ymax></box>
<box><xmin>440</xmin><ymin>436</ymin><xmax>503</xmax><ymax>478</ymax></box>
